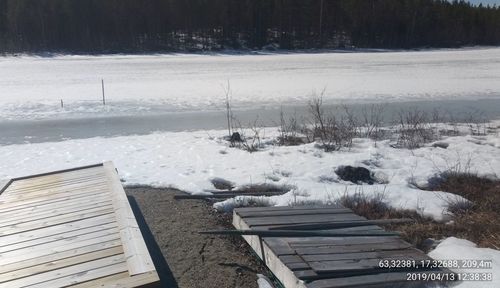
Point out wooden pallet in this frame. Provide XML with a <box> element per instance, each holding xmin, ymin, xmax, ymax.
<box><xmin>233</xmin><ymin>205</ymin><xmax>450</xmax><ymax>288</ymax></box>
<box><xmin>0</xmin><ymin>162</ymin><xmax>160</xmax><ymax>288</ymax></box>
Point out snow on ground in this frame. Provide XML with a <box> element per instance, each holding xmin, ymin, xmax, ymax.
<box><xmin>1</xmin><ymin>48</ymin><xmax>500</xmax><ymax>120</ymax></box>
<box><xmin>429</xmin><ymin>237</ymin><xmax>500</xmax><ymax>287</ymax></box>
<box><xmin>1</xmin><ymin>124</ymin><xmax>499</xmax><ymax>222</ymax></box>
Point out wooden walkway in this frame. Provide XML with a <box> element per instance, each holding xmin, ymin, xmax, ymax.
<box><xmin>233</xmin><ymin>206</ymin><xmax>449</xmax><ymax>288</ymax></box>
<box><xmin>0</xmin><ymin>162</ymin><xmax>159</xmax><ymax>288</ymax></box>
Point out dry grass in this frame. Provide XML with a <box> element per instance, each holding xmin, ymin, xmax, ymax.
<box><xmin>340</xmin><ymin>175</ymin><xmax>500</xmax><ymax>252</ymax></box>
<box><xmin>431</xmin><ymin>173</ymin><xmax>500</xmax><ymax>249</ymax></box>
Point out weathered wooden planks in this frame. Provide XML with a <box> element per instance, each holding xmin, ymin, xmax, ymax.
<box><xmin>233</xmin><ymin>205</ymin><xmax>451</xmax><ymax>288</ymax></box>
<box><xmin>0</xmin><ymin>162</ymin><xmax>160</xmax><ymax>288</ymax></box>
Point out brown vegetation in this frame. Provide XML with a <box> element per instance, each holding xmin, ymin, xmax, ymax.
<box><xmin>340</xmin><ymin>174</ymin><xmax>500</xmax><ymax>252</ymax></box>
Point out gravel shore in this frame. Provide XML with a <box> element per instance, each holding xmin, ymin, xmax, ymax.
<box><xmin>125</xmin><ymin>187</ymin><xmax>266</xmax><ymax>288</ymax></box>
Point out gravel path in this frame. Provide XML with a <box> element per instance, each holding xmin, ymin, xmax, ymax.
<box><xmin>125</xmin><ymin>187</ymin><xmax>266</xmax><ymax>288</ymax></box>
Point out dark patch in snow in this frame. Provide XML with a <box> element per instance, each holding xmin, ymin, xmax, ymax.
<box><xmin>432</xmin><ymin>142</ymin><xmax>449</xmax><ymax>149</ymax></box>
<box><xmin>210</xmin><ymin>177</ymin><xmax>235</xmax><ymax>190</ymax></box>
<box><xmin>335</xmin><ymin>165</ymin><xmax>377</xmax><ymax>185</ymax></box>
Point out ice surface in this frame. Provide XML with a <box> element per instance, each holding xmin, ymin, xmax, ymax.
<box><xmin>1</xmin><ymin>48</ymin><xmax>500</xmax><ymax>120</ymax></box>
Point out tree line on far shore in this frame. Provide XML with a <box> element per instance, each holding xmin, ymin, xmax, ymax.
<box><xmin>0</xmin><ymin>0</ymin><xmax>499</xmax><ymax>53</ymax></box>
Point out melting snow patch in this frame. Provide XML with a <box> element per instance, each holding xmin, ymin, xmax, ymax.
<box><xmin>429</xmin><ymin>237</ymin><xmax>500</xmax><ymax>288</ymax></box>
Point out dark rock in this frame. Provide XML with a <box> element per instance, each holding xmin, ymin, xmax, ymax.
<box><xmin>230</xmin><ymin>132</ymin><xmax>243</xmax><ymax>142</ymax></box>
<box><xmin>432</xmin><ymin>142</ymin><xmax>449</xmax><ymax>149</ymax></box>
<box><xmin>210</xmin><ymin>177</ymin><xmax>235</xmax><ymax>190</ymax></box>
<box><xmin>335</xmin><ymin>166</ymin><xmax>375</xmax><ymax>185</ymax></box>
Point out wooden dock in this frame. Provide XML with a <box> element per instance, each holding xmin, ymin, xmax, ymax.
<box><xmin>233</xmin><ymin>205</ymin><xmax>449</xmax><ymax>288</ymax></box>
<box><xmin>0</xmin><ymin>162</ymin><xmax>160</xmax><ymax>288</ymax></box>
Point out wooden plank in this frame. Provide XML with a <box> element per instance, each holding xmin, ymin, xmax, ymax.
<box><xmin>0</xmin><ymin>180</ymin><xmax>109</xmax><ymax>201</ymax></box>
<box><xmin>0</xmin><ymin>206</ymin><xmax>114</xmax><ymax>236</ymax></box>
<box><xmin>0</xmin><ymin>193</ymin><xmax>111</xmax><ymax>221</ymax></box>
<box><xmin>104</xmin><ymin>161</ymin><xmax>156</xmax><ymax>276</ymax></box>
<box><xmin>7</xmin><ymin>164</ymin><xmax>104</xmax><ymax>182</ymax></box>
<box><xmin>1</xmin><ymin>182</ymin><xmax>108</xmax><ymax>202</ymax></box>
<box><xmin>0</xmin><ymin>187</ymin><xmax>110</xmax><ymax>211</ymax></box>
<box><xmin>308</xmin><ymin>258</ymin><xmax>420</xmax><ymax>275</ymax></box>
<box><xmin>0</xmin><ymin>213</ymin><xmax>116</xmax><ymax>247</ymax></box>
<box><xmin>234</xmin><ymin>208</ymin><xmax>308</xmax><ymax>288</ymax></box>
<box><xmin>237</xmin><ymin>208</ymin><xmax>354</xmax><ymax>218</ymax></box>
<box><xmin>66</xmin><ymin>272</ymin><xmax>131</xmax><ymax>288</ymax></box>
<box><xmin>5</xmin><ymin>173</ymin><xmax>107</xmax><ymax>194</ymax></box>
<box><xmin>280</xmin><ymin>255</ymin><xmax>305</xmax><ymax>264</ymax></box>
<box><xmin>301</xmin><ymin>248</ymin><xmax>427</xmax><ymax>262</ymax></box>
<box><xmin>0</xmin><ymin>222</ymin><xmax>118</xmax><ymax>253</ymax></box>
<box><xmin>0</xmin><ymin>163</ymin><xmax>168</xmax><ymax>287</ymax></box>
<box><xmin>233</xmin><ymin>206</ymin><xmax>445</xmax><ymax>288</ymax></box>
<box><xmin>7</xmin><ymin>166</ymin><xmax>105</xmax><ymax>188</ymax></box>
<box><xmin>0</xmin><ymin>200</ymin><xmax>113</xmax><ymax>228</ymax></box>
<box><xmin>0</xmin><ymin>239</ymin><xmax>122</xmax><ymax>274</ymax></box>
<box><xmin>294</xmin><ymin>242</ymin><xmax>413</xmax><ymax>255</ymax></box>
<box><xmin>288</xmin><ymin>262</ymin><xmax>311</xmax><ymax>271</ymax></box>
<box><xmin>245</xmin><ymin>213</ymin><xmax>365</xmax><ymax>226</ymax></box>
<box><xmin>0</xmin><ymin>179</ymin><xmax>11</xmax><ymax>195</ymax></box>
<box><xmin>0</xmin><ymin>246</ymin><xmax>124</xmax><ymax>283</ymax></box>
<box><xmin>262</xmin><ymin>238</ymin><xmax>296</xmax><ymax>255</ymax></box>
<box><xmin>23</xmin><ymin>261</ymin><xmax>129</xmax><ymax>288</ymax></box>
<box><xmin>269</xmin><ymin>219</ymin><xmax>413</xmax><ymax>231</ymax></box>
<box><xmin>287</xmin><ymin>236</ymin><xmax>401</xmax><ymax>247</ymax></box>
<box><xmin>68</xmin><ymin>271</ymin><xmax>160</xmax><ymax>288</ymax></box>
<box><xmin>4</xmin><ymin>171</ymin><xmax>106</xmax><ymax>194</ymax></box>
<box><xmin>0</xmin><ymin>227</ymin><xmax>120</xmax><ymax>265</ymax></box>
<box><xmin>234</xmin><ymin>205</ymin><xmax>342</xmax><ymax>213</ymax></box>
<box><xmin>251</xmin><ymin>225</ymin><xmax>384</xmax><ymax>233</ymax></box>
<box><xmin>0</xmin><ymin>254</ymin><xmax>127</xmax><ymax>288</ymax></box>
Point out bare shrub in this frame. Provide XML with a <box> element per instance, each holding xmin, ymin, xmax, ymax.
<box><xmin>306</xmin><ymin>91</ymin><xmax>358</xmax><ymax>152</ymax></box>
<box><xmin>446</xmin><ymin>197</ymin><xmax>474</xmax><ymax>215</ymax></box>
<box><xmin>277</xmin><ymin>108</ymin><xmax>305</xmax><ymax>146</ymax></box>
<box><xmin>464</xmin><ymin>109</ymin><xmax>488</xmax><ymax>136</ymax></box>
<box><xmin>394</xmin><ymin>108</ymin><xmax>436</xmax><ymax>149</ymax></box>
<box><xmin>360</xmin><ymin>104</ymin><xmax>385</xmax><ymax>141</ymax></box>
<box><xmin>338</xmin><ymin>189</ymin><xmax>391</xmax><ymax>218</ymax></box>
<box><xmin>222</xmin><ymin>80</ymin><xmax>234</xmax><ymax>138</ymax></box>
<box><xmin>231</xmin><ymin>117</ymin><xmax>265</xmax><ymax>152</ymax></box>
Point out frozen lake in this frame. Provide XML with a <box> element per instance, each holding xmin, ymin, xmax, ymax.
<box><xmin>1</xmin><ymin>98</ymin><xmax>500</xmax><ymax>145</ymax></box>
<box><xmin>1</xmin><ymin>48</ymin><xmax>500</xmax><ymax>144</ymax></box>
<box><xmin>1</xmin><ymin>48</ymin><xmax>500</xmax><ymax>121</ymax></box>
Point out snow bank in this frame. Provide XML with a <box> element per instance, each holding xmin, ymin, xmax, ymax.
<box><xmin>429</xmin><ymin>237</ymin><xmax>500</xmax><ymax>287</ymax></box>
<box><xmin>1</xmin><ymin>48</ymin><xmax>500</xmax><ymax>120</ymax></box>
<box><xmin>1</xmin><ymin>126</ymin><xmax>498</xmax><ymax>221</ymax></box>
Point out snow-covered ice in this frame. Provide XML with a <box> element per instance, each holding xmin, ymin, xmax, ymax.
<box><xmin>1</xmin><ymin>48</ymin><xmax>500</xmax><ymax>120</ymax></box>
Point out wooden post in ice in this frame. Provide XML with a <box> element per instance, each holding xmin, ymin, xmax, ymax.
<box><xmin>101</xmin><ymin>79</ymin><xmax>106</xmax><ymax>105</ymax></box>
<box><xmin>60</xmin><ymin>99</ymin><xmax>64</xmax><ymax>108</ymax></box>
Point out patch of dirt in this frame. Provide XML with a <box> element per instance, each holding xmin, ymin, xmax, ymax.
<box><xmin>126</xmin><ymin>187</ymin><xmax>267</xmax><ymax>288</ymax></box>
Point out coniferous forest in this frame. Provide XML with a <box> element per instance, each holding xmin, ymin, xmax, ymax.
<box><xmin>0</xmin><ymin>0</ymin><xmax>499</xmax><ymax>53</ymax></box>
